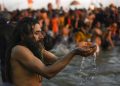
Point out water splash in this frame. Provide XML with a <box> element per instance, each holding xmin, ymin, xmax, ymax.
<box><xmin>78</xmin><ymin>53</ymin><xmax>97</xmax><ymax>86</ymax></box>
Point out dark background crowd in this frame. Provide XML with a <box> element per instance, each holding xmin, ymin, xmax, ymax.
<box><xmin>0</xmin><ymin>2</ymin><xmax>120</xmax><ymax>67</ymax></box>
<box><xmin>0</xmin><ymin>2</ymin><xmax>120</xmax><ymax>52</ymax></box>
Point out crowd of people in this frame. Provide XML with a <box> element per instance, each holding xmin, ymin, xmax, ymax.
<box><xmin>0</xmin><ymin>2</ymin><xmax>120</xmax><ymax>86</ymax></box>
<box><xmin>1</xmin><ymin>3</ymin><xmax>120</xmax><ymax>51</ymax></box>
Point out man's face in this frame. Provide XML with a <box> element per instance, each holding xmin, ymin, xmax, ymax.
<box><xmin>33</xmin><ymin>23</ymin><xmax>44</xmax><ymax>43</ymax></box>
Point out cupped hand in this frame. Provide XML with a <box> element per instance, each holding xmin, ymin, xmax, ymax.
<box><xmin>74</xmin><ymin>42</ymin><xmax>97</xmax><ymax>57</ymax></box>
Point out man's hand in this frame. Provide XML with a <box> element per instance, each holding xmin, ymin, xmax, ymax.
<box><xmin>74</xmin><ymin>42</ymin><xmax>97</xmax><ymax>57</ymax></box>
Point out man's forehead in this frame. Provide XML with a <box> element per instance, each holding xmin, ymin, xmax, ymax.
<box><xmin>34</xmin><ymin>23</ymin><xmax>40</xmax><ymax>28</ymax></box>
<box><xmin>33</xmin><ymin>23</ymin><xmax>41</xmax><ymax>31</ymax></box>
<box><xmin>34</xmin><ymin>23</ymin><xmax>40</xmax><ymax>27</ymax></box>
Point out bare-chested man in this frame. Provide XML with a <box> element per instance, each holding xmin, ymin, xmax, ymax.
<box><xmin>5</xmin><ymin>17</ymin><xmax>96</xmax><ymax>86</ymax></box>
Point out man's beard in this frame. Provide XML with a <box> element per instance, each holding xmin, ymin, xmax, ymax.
<box><xmin>36</xmin><ymin>38</ymin><xmax>45</xmax><ymax>49</ymax></box>
<box><xmin>21</xmin><ymin>37</ymin><xmax>44</xmax><ymax>60</ymax></box>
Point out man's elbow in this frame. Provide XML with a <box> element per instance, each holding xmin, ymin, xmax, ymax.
<box><xmin>45</xmin><ymin>74</ymin><xmax>56</xmax><ymax>80</ymax></box>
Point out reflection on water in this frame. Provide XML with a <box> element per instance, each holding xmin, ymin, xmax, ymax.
<box><xmin>43</xmin><ymin>46</ymin><xmax>120</xmax><ymax>86</ymax></box>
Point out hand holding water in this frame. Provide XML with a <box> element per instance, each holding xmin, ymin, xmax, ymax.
<box><xmin>74</xmin><ymin>42</ymin><xmax>97</xmax><ymax>57</ymax></box>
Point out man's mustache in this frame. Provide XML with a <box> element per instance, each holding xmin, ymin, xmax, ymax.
<box><xmin>37</xmin><ymin>39</ymin><xmax>44</xmax><ymax>45</ymax></box>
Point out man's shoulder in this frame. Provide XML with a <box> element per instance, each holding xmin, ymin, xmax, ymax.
<box><xmin>11</xmin><ymin>45</ymin><xmax>32</xmax><ymax>59</ymax></box>
<box><xmin>12</xmin><ymin>45</ymin><xmax>28</xmax><ymax>53</ymax></box>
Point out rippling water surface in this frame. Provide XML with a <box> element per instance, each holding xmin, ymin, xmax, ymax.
<box><xmin>43</xmin><ymin>47</ymin><xmax>120</xmax><ymax>86</ymax></box>
<box><xmin>0</xmin><ymin>46</ymin><xmax>120</xmax><ymax>86</ymax></box>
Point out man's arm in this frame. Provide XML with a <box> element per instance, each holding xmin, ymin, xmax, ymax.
<box><xmin>42</xmin><ymin>49</ymin><xmax>58</xmax><ymax>64</ymax></box>
<box><xmin>11</xmin><ymin>45</ymin><xmax>76</xmax><ymax>79</ymax></box>
<box><xmin>12</xmin><ymin>44</ymin><xmax>96</xmax><ymax>79</ymax></box>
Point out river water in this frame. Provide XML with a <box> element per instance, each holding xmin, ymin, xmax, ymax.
<box><xmin>43</xmin><ymin>46</ymin><xmax>120</xmax><ymax>86</ymax></box>
<box><xmin>0</xmin><ymin>46</ymin><xmax>120</xmax><ymax>86</ymax></box>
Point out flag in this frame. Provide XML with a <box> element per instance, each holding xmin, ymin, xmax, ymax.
<box><xmin>56</xmin><ymin>0</ymin><xmax>60</xmax><ymax>5</ymax></box>
<box><xmin>56</xmin><ymin>0</ymin><xmax>60</xmax><ymax>9</ymax></box>
<box><xmin>28</xmin><ymin>0</ymin><xmax>33</xmax><ymax>4</ymax></box>
<box><xmin>27</xmin><ymin>0</ymin><xmax>33</xmax><ymax>9</ymax></box>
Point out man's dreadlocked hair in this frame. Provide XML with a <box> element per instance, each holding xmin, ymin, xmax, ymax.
<box><xmin>0</xmin><ymin>16</ymin><xmax>14</xmax><ymax>83</ymax></box>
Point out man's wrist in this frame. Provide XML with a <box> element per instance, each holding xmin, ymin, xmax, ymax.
<box><xmin>71</xmin><ymin>48</ymin><xmax>80</xmax><ymax>56</ymax></box>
